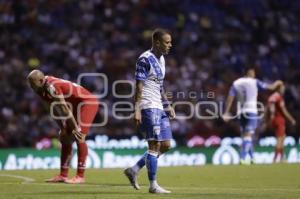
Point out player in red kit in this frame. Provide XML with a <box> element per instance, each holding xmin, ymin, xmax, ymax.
<box><xmin>27</xmin><ymin>70</ymin><xmax>99</xmax><ymax>184</ymax></box>
<box><xmin>267</xmin><ymin>84</ymin><xmax>296</xmax><ymax>163</ymax></box>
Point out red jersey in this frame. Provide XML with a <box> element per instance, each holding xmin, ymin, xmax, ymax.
<box><xmin>268</xmin><ymin>92</ymin><xmax>285</xmax><ymax>123</ymax></box>
<box><xmin>38</xmin><ymin>76</ymin><xmax>97</xmax><ymax>105</ymax></box>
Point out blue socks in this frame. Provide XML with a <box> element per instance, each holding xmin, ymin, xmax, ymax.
<box><xmin>131</xmin><ymin>152</ymin><xmax>147</xmax><ymax>173</ymax></box>
<box><xmin>145</xmin><ymin>151</ymin><xmax>158</xmax><ymax>181</ymax></box>
<box><xmin>249</xmin><ymin>142</ymin><xmax>254</xmax><ymax>160</ymax></box>
<box><xmin>136</xmin><ymin>152</ymin><xmax>147</xmax><ymax>168</ymax></box>
<box><xmin>241</xmin><ymin>138</ymin><xmax>253</xmax><ymax>160</ymax></box>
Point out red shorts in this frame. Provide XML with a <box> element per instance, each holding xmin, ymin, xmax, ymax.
<box><xmin>65</xmin><ymin>99</ymin><xmax>99</xmax><ymax>134</ymax></box>
<box><xmin>272</xmin><ymin>120</ymin><xmax>286</xmax><ymax>137</ymax></box>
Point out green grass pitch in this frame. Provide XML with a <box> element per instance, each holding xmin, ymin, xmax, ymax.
<box><xmin>0</xmin><ymin>164</ymin><xmax>299</xmax><ymax>199</ymax></box>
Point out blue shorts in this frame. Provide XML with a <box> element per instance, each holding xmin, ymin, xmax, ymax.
<box><xmin>239</xmin><ymin>112</ymin><xmax>258</xmax><ymax>134</ymax></box>
<box><xmin>140</xmin><ymin>108</ymin><xmax>172</xmax><ymax>141</ymax></box>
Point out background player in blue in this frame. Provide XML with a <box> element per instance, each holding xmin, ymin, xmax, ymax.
<box><xmin>124</xmin><ymin>29</ymin><xmax>175</xmax><ymax>194</ymax></box>
<box><xmin>222</xmin><ymin>67</ymin><xmax>283</xmax><ymax>164</ymax></box>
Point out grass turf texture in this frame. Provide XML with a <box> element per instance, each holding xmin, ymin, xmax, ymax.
<box><xmin>0</xmin><ymin>164</ymin><xmax>299</xmax><ymax>199</ymax></box>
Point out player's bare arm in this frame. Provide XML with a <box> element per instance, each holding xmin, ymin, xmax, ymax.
<box><xmin>267</xmin><ymin>80</ymin><xmax>283</xmax><ymax>91</ymax></box>
<box><xmin>268</xmin><ymin>102</ymin><xmax>276</xmax><ymax>124</ymax></box>
<box><xmin>134</xmin><ymin>80</ymin><xmax>144</xmax><ymax>126</ymax></box>
<box><xmin>42</xmin><ymin>101</ymin><xmax>66</xmax><ymax>129</ymax></box>
<box><xmin>279</xmin><ymin>101</ymin><xmax>296</xmax><ymax>126</ymax></box>
<box><xmin>161</xmin><ymin>86</ymin><xmax>175</xmax><ymax>119</ymax></box>
<box><xmin>53</xmin><ymin>94</ymin><xmax>85</xmax><ymax>142</ymax></box>
<box><xmin>222</xmin><ymin>95</ymin><xmax>235</xmax><ymax>122</ymax></box>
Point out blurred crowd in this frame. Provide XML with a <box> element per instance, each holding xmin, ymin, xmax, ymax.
<box><xmin>0</xmin><ymin>0</ymin><xmax>300</xmax><ymax>148</ymax></box>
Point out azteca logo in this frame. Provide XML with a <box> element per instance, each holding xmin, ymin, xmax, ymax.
<box><xmin>71</xmin><ymin>148</ymin><xmax>101</xmax><ymax>168</ymax></box>
<box><xmin>212</xmin><ymin>145</ymin><xmax>240</xmax><ymax>165</ymax></box>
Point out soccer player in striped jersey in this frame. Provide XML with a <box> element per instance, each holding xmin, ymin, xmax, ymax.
<box><xmin>223</xmin><ymin>67</ymin><xmax>283</xmax><ymax>164</ymax></box>
<box><xmin>124</xmin><ymin>29</ymin><xmax>175</xmax><ymax>194</ymax></box>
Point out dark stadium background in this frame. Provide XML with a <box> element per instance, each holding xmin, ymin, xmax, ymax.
<box><xmin>0</xmin><ymin>0</ymin><xmax>299</xmax><ymax>148</ymax></box>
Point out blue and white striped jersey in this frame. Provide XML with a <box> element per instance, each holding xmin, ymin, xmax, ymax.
<box><xmin>229</xmin><ymin>77</ymin><xmax>269</xmax><ymax>114</ymax></box>
<box><xmin>135</xmin><ymin>50</ymin><xmax>165</xmax><ymax>110</ymax></box>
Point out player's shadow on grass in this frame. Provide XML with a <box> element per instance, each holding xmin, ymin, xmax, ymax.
<box><xmin>85</xmin><ymin>182</ymin><xmax>128</xmax><ymax>186</ymax></box>
<box><xmin>84</xmin><ymin>182</ymin><xmax>148</xmax><ymax>187</ymax></box>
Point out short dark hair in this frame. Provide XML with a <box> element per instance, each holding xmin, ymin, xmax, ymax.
<box><xmin>243</xmin><ymin>66</ymin><xmax>257</xmax><ymax>74</ymax></box>
<box><xmin>152</xmin><ymin>28</ymin><xmax>170</xmax><ymax>42</ymax></box>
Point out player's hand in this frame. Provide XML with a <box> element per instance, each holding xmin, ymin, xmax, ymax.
<box><xmin>276</xmin><ymin>80</ymin><xmax>284</xmax><ymax>85</ymax></box>
<box><xmin>222</xmin><ymin>113</ymin><xmax>231</xmax><ymax>123</ymax></box>
<box><xmin>134</xmin><ymin>109</ymin><xmax>142</xmax><ymax>126</ymax></box>
<box><xmin>72</xmin><ymin>129</ymin><xmax>85</xmax><ymax>142</ymax></box>
<box><xmin>291</xmin><ymin>119</ymin><xmax>296</xmax><ymax>126</ymax></box>
<box><xmin>259</xmin><ymin>122</ymin><xmax>268</xmax><ymax>132</ymax></box>
<box><xmin>166</xmin><ymin>105</ymin><xmax>176</xmax><ymax>119</ymax></box>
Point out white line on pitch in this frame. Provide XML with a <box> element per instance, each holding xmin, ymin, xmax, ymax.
<box><xmin>0</xmin><ymin>174</ymin><xmax>35</xmax><ymax>183</ymax></box>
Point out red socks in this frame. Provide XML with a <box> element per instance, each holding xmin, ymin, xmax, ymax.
<box><xmin>60</xmin><ymin>142</ymin><xmax>88</xmax><ymax>178</ymax></box>
<box><xmin>60</xmin><ymin>143</ymin><xmax>73</xmax><ymax>177</ymax></box>
<box><xmin>77</xmin><ymin>142</ymin><xmax>88</xmax><ymax>177</ymax></box>
<box><xmin>274</xmin><ymin>147</ymin><xmax>284</xmax><ymax>162</ymax></box>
